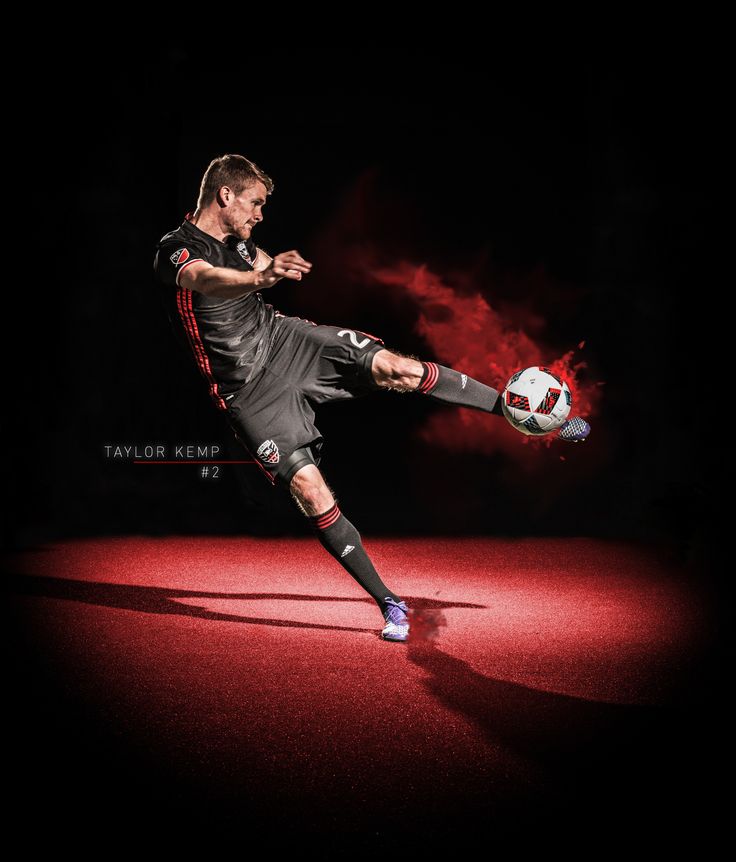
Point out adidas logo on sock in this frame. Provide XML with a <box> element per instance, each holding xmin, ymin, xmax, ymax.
<box><xmin>461</xmin><ymin>373</ymin><xmax>468</xmax><ymax>389</ymax></box>
<box><xmin>341</xmin><ymin>544</ymin><xmax>355</xmax><ymax>557</ymax></box>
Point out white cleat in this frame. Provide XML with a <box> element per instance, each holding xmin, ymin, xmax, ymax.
<box><xmin>381</xmin><ymin>597</ymin><xmax>410</xmax><ymax>642</ymax></box>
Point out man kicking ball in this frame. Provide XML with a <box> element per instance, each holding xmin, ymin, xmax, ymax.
<box><xmin>153</xmin><ymin>154</ymin><xmax>590</xmax><ymax>643</ymax></box>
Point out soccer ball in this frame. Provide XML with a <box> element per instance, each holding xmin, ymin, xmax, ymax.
<box><xmin>501</xmin><ymin>366</ymin><xmax>572</xmax><ymax>436</ymax></box>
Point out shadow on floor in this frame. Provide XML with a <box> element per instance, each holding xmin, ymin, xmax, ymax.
<box><xmin>6</xmin><ymin>572</ymin><xmax>483</xmax><ymax>635</ymax></box>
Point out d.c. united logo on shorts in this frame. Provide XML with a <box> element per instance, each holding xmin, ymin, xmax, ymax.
<box><xmin>257</xmin><ymin>439</ymin><xmax>280</xmax><ymax>464</ymax></box>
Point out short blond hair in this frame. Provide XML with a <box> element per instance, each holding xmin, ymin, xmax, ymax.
<box><xmin>196</xmin><ymin>154</ymin><xmax>274</xmax><ymax>208</ymax></box>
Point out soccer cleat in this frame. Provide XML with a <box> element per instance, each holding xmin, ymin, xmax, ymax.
<box><xmin>558</xmin><ymin>416</ymin><xmax>591</xmax><ymax>442</ymax></box>
<box><xmin>381</xmin><ymin>597</ymin><xmax>410</xmax><ymax>642</ymax></box>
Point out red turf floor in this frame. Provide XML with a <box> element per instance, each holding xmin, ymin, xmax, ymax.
<box><xmin>5</xmin><ymin>536</ymin><xmax>722</xmax><ymax>840</ymax></box>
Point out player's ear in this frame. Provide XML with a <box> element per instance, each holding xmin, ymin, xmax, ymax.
<box><xmin>216</xmin><ymin>186</ymin><xmax>232</xmax><ymax>207</ymax></box>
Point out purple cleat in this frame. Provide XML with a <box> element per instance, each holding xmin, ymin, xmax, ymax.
<box><xmin>381</xmin><ymin>597</ymin><xmax>410</xmax><ymax>642</ymax></box>
<box><xmin>558</xmin><ymin>416</ymin><xmax>591</xmax><ymax>442</ymax></box>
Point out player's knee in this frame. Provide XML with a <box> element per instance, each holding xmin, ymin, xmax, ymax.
<box><xmin>289</xmin><ymin>464</ymin><xmax>335</xmax><ymax>515</ymax></box>
<box><xmin>371</xmin><ymin>349</ymin><xmax>423</xmax><ymax>390</ymax></box>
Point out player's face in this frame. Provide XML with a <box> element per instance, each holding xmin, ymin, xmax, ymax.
<box><xmin>224</xmin><ymin>181</ymin><xmax>268</xmax><ymax>240</ymax></box>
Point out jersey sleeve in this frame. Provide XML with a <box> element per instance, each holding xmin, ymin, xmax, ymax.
<box><xmin>154</xmin><ymin>237</ymin><xmax>210</xmax><ymax>289</ymax></box>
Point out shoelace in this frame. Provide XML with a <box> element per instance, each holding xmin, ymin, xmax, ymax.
<box><xmin>384</xmin><ymin>599</ymin><xmax>409</xmax><ymax>626</ymax></box>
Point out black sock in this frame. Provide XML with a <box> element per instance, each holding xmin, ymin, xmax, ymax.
<box><xmin>308</xmin><ymin>503</ymin><xmax>402</xmax><ymax>610</ymax></box>
<box><xmin>417</xmin><ymin>362</ymin><xmax>503</xmax><ymax>414</ymax></box>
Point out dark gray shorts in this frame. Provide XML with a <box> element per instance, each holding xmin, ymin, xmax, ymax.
<box><xmin>224</xmin><ymin>315</ymin><xmax>386</xmax><ymax>486</ymax></box>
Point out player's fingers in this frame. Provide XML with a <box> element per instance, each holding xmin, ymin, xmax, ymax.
<box><xmin>284</xmin><ymin>249</ymin><xmax>310</xmax><ymax>261</ymax></box>
<box><xmin>279</xmin><ymin>251</ymin><xmax>312</xmax><ymax>269</ymax></box>
<box><xmin>272</xmin><ymin>263</ymin><xmax>304</xmax><ymax>277</ymax></box>
<box><xmin>277</xmin><ymin>262</ymin><xmax>311</xmax><ymax>273</ymax></box>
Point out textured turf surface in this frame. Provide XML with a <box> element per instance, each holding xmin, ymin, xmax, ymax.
<box><xmin>6</xmin><ymin>536</ymin><xmax>720</xmax><ymax>839</ymax></box>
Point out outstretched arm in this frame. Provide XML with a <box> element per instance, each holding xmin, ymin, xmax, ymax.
<box><xmin>180</xmin><ymin>250</ymin><xmax>312</xmax><ymax>299</ymax></box>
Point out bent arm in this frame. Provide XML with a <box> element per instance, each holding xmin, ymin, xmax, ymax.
<box><xmin>181</xmin><ymin>261</ymin><xmax>267</xmax><ymax>299</ymax></box>
<box><xmin>180</xmin><ymin>249</ymin><xmax>312</xmax><ymax>299</ymax></box>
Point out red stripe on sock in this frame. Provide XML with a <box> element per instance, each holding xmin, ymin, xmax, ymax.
<box><xmin>312</xmin><ymin>504</ymin><xmax>341</xmax><ymax>529</ymax></box>
<box><xmin>316</xmin><ymin>509</ymin><xmax>341</xmax><ymax>529</ymax></box>
<box><xmin>418</xmin><ymin>362</ymin><xmax>439</xmax><ymax>393</ymax></box>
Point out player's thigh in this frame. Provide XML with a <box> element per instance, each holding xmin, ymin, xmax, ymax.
<box><xmin>224</xmin><ymin>370</ymin><xmax>323</xmax><ymax>487</ymax></box>
<box><xmin>301</xmin><ymin>323</ymin><xmax>387</xmax><ymax>403</ymax></box>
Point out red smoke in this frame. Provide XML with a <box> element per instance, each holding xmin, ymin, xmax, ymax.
<box><xmin>367</xmin><ymin>261</ymin><xmax>602</xmax><ymax>458</ymax></box>
<box><xmin>302</xmin><ymin>171</ymin><xmax>603</xmax><ymax>468</ymax></box>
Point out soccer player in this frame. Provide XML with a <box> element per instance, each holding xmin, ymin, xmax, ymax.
<box><xmin>153</xmin><ymin>155</ymin><xmax>590</xmax><ymax>643</ymax></box>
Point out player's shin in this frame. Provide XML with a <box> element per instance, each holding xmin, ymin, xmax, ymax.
<box><xmin>306</xmin><ymin>503</ymin><xmax>402</xmax><ymax>610</ymax></box>
<box><xmin>416</xmin><ymin>362</ymin><xmax>503</xmax><ymax>415</ymax></box>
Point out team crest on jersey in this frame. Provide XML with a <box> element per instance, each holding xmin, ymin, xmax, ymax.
<box><xmin>257</xmin><ymin>439</ymin><xmax>280</xmax><ymax>464</ymax></box>
<box><xmin>170</xmin><ymin>247</ymin><xmax>190</xmax><ymax>266</ymax></box>
<box><xmin>236</xmin><ymin>241</ymin><xmax>253</xmax><ymax>264</ymax></box>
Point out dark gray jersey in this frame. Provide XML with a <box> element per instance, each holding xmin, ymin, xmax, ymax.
<box><xmin>153</xmin><ymin>217</ymin><xmax>277</xmax><ymax>409</ymax></box>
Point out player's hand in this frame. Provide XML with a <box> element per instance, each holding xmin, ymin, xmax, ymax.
<box><xmin>260</xmin><ymin>250</ymin><xmax>312</xmax><ymax>287</ymax></box>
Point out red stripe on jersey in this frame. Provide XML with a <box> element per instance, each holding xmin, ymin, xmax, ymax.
<box><xmin>186</xmin><ymin>290</ymin><xmax>227</xmax><ymax>410</ymax></box>
<box><xmin>176</xmin><ymin>287</ymin><xmax>207</xmax><ymax>373</ymax></box>
<box><xmin>175</xmin><ymin>287</ymin><xmax>203</xmax><ymax>367</ymax></box>
<box><xmin>176</xmin><ymin>287</ymin><xmax>228</xmax><ymax>411</ymax></box>
<box><xmin>176</xmin><ymin>288</ymin><xmax>212</xmax><ymax>399</ymax></box>
<box><xmin>359</xmin><ymin>329</ymin><xmax>385</xmax><ymax>345</ymax></box>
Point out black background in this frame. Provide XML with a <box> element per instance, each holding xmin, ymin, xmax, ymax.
<box><xmin>7</xmin><ymin>47</ymin><xmax>718</xmax><ymax>553</ymax></box>
<box><xmin>4</xmin><ymin>40</ymin><xmax>728</xmax><ymax>843</ymax></box>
